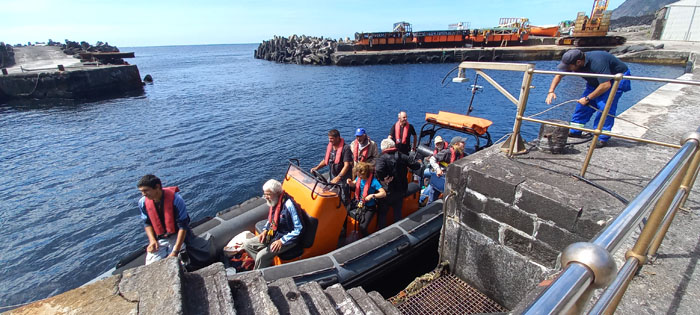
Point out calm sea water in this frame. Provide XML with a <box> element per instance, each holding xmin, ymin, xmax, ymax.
<box><xmin>0</xmin><ymin>43</ymin><xmax>684</xmax><ymax>308</ymax></box>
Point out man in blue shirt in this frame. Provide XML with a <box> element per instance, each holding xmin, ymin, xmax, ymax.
<box><xmin>546</xmin><ymin>49</ymin><xmax>631</xmax><ymax>148</ymax></box>
<box><xmin>137</xmin><ymin>174</ymin><xmax>192</xmax><ymax>265</ymax></box>
<box><xmin>243</xmin><ymin>179</ymin><xmax>304</xmax><ymax>269</ymax></box>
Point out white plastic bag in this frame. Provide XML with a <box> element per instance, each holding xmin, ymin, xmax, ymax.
<box><xmin>223</xmin><ymin>231</ymin><xmax>255</xmax><ymax>257</ymax></box>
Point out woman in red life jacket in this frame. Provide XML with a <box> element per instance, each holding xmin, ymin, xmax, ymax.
<box><xmin>346</xmin><ymin>162</ymin><xmax>386</xmax><ymax>236</ymax></box>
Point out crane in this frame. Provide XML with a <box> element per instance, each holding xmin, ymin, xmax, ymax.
<box><xmin>557</xmin><ymin>0</ymin><xmax>626</xmax><ymax>46</ymax></box>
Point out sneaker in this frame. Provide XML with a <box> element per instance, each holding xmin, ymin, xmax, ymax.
<box><xmin>568</xmin><ymin>132</ymin><xmax>585</xmax><ymax>138</ymax></box>
<box><xmin>595</xmin><ymin>140</ymin><xmax>608</xmax><ymax>148</ymax></box>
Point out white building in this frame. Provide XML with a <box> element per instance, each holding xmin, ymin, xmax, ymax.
<box><xmin>661</xmin><ymin>0</ymin><xmax>700</xmax><ymax>41</ymax></box>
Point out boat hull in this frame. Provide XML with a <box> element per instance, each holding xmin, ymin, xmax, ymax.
<box><xmin>530</xmin><ymin>26</ymin><xmax>560</xmax><ymax>37</ymax></box>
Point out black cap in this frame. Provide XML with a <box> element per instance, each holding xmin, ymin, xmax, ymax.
<box><xmin>557</xmin><ymin>49</ymin><xmax>584</xmax><ymax>71</ymax></box>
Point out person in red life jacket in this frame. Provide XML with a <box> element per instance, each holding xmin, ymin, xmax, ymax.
<box><xmin>422</xmin><ymin>135</ymin><xmax>448</xmax><ymax>183</ymax></box>
<box><xmin>431</xmin><ymin>136</ymin><xmax>466</xmax><ymax>177</ymax></box>
<box><xmin>137</xmin><ymin>174</ymin><xmax>193</xmax><ymax>265</ymax></box>
<box><xmin>346</xmin><ymin>162</ymin><xmax>387</xmax><ymax>236</ymax></box>
<box><xmin>375</xmin><ymin>138</ymin><xmax>421</xmax><ymax>228</ymax></box>
<box><xmin>350</xmin><ymin>128</ymin><xmax>379</xmax><ymax>165</ymax></box>
<box><xmin>388</xmin><ymin>111</ymin><xmax>417</xmax><ymax>155</ymax></box>
<box><xmin>311</xmin><ymin>129</ymin><xmax>353</xmax><ymax>184</ymax></box>
<box><xmin>424</xmin><ymin>136</ymin><xmax>467</xmax><ymax>203</ymax></box>
<box><xmin>243</xmin><ymin>179</ymin><xmax>304</xmax><ymax>269</ymax></box>
<box><xmin>420</xmin><ymin>135</ymin><xmax>448</xmax><ymax>204</ymax></box>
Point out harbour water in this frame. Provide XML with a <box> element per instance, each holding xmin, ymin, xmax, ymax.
<box><xmin>0</xmin><ymin>43</ymin><xmax>684</xmax><ymax>308</ymax></box>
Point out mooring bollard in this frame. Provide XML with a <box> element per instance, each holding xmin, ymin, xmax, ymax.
<box><xmin>1</xmin><ymin>68</ymin><xmax>7</xmax><ymax>75</ymax></box>
<box><xmin>57</xmin><ymin>64</ymin><xmax>65</xmax><ymax>71</ymax></box>
<box><xmin>537</xmin><ymin>120</ymin><xmax>570</xmax><ymax>154</ymax></box>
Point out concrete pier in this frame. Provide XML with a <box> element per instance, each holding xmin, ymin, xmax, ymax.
<box><xmin>0</xmin><ymin>46</ymin><xmax>143</xmax><ymax>102</ymax></box>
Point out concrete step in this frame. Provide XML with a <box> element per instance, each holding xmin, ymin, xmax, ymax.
<box><xmin>324</xmin><ymin>283</ymin><xmax>363</xmax><ymax>315</ymax></box>
<box><xmin>298</xmin><ymin>281</ymin><xmax>338</xmax><ymax>315</ymax></box>
<box><xmin>182</xmin><ymin>262</ymin><xmax>236</xmax><ymax>315</ymax></box>
<box><xmin>228</xmin><ymin>271</ymin><xmax>280</xmax><ymax>315</ymax></box>
<box><xmin>118</xmin><ymin>257</ymin><xmax>185</xmax><ymax>314</ymax></box>
<box><xmin>268</xmin><ymin>277</ymin><xmax>311</xmax><ymax>315</ymax></box>
<box><xmin>367</xmin><ymin>291</ymin><xmax>401</xmax><ymax>315</ymax></box>
<box><xmin>346</xmin><ymin>287</ymin><xmax>383</xmax><ymax>315</ymax></box>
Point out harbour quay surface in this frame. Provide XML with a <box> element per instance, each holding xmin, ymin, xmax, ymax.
<box><xmin>0</xmin><ymin>46</ymin><xmax>144</xmax><ymax>102</ymax></box>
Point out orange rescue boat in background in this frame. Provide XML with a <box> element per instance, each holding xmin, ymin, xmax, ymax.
<box><xmin>530</xmin><ymin>25</ymin><xmax>560</xmax><ymax>37</ymax></box>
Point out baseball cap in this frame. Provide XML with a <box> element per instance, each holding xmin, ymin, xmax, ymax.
<box><xmin>355</xmin><ymin>128</ymin><xmax>366</xmax><ymax>136</ymax></box>
<box><xmin>557</xmin><ymin>49</ymin><xmax>584</xmax><ymax>71</ymax></box>
<box><xmin>434</xmin><ymin>135</ymin><xmax>444</xmax><ymax>144</ymax></box>
<box><xmin>450</xmin><ymin>136</ymin><xmax>465</xmax><ymax>145</ymax></box>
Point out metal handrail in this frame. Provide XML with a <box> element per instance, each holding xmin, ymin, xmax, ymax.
<box><xmin>454</xmin><ymin>61</ymin><xmax>700</xmax><ymax>176</ymax></box>
<box><xmin>527</xmin><ymin>134</ymin><xmax>700</xmax><ymax>314</ymax></box>
<box><xmin>451</xmin><ymin>61</ymin><xmax>700</xmax><ymax>314</ymax></box>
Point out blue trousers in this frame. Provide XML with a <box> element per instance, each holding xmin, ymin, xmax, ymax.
<box><xmin>570</xmin><ymin>71</ymin><xmax>631</xmax><ymax>142</ymax></box>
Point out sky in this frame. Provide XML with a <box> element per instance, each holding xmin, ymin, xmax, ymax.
<box><xmin>2</xmin><ymin>0</ymin><xmax>626</xmax><ymax>47</ymax></box>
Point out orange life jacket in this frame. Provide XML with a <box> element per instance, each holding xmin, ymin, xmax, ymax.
<box><xmin>144</xmin><ymin>186</ymin><xmax>179</xmax><ymax>236</ymax></box>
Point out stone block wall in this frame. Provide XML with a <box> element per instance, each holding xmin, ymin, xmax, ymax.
<box><xmin>439</xmin><ymin>146</ymin><xmax>620</xmax><ymax>309</ymax></box>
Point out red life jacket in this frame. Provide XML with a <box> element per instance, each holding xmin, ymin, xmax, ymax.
<box><xmin>354</xmin><ymin>173</ymin><xmax>374</xmax><ymax>200</ymax></box>
<box><xmin>267</xmin><ymin>193</ymin><xmax>286</xmax><ymax>232</ymax></box>
<box><xmin>450</xmin><ymin>147</ymin><xmax>465</xmax><ymax>163</ymax></box>
<box><xmin>433</xmin><ymin>142</ymin><xmax>448</xmax><ymax>156</ymax></box>
<box><xmin>144</xmin><ymin>186</ymin><xmax>179</xmax><ymax>236</ymax></box>
<box><xmin>324</xmin><ymin>138</ymin><xmax>345</xmax><ymax>165</ymax></box>
<box><xmin>393</xmin><ymin>122</ymin><xmax>410</xmax><ymax>144</ymax></box>
<box><xmin>353</xmin><ymin>139</ymin><xmax>371</xmax><ymax>162</ymax></box>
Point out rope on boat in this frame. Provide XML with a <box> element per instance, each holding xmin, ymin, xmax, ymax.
<box><xmin>527</xmin><ymin>98</ymin><xmax>676</xmax><ymax>141</ymax></box>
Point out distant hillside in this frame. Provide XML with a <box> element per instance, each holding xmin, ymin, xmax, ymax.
<box><xmin>611</xmin><ymin>0</ymin><xmax>676</xmax><ymax>19</ymax></box>
<box><xmin>610</xmin><ymin>13</ymin><xmax>656</xmax><ymax>28</ymax></box>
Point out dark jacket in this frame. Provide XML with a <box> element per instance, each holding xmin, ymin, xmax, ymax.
<box><xmin>375</xmin><ymin>149</ymin><xmax>421</xmax><ymax>198</ymax></box>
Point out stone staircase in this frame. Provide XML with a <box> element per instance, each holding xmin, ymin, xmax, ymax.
<box><xmin>6</xmin><ymin>257</ymin><xmax>400</xmax><ymax>315</ymax></box>
<box><xmin>227</xmin><ymin>269</ymin><xmax>400</xmax><ymax>315</ymax></box>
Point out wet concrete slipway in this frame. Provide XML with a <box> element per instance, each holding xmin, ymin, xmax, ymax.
<box><xmin>7</xmin><ymin>41</ymin><xmax>700</xmax><ymax>314</ymax></box>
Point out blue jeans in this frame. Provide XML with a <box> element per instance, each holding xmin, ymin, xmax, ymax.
<box><xmin>570</xmin><ymin>70</ymin><xmax>631</xmax><ymax>142</ymax></box>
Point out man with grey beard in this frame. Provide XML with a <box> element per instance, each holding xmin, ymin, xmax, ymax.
<box><xmin>243</xmin><ymin>179</ymin><xmax>304</xmax><ymax>269</ymax></box>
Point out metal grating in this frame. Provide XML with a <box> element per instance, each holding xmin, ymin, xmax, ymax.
<box><xmin>389</xmin><ymin>273</ymin><xmax>508</xmax><ymax>314</ymax></box>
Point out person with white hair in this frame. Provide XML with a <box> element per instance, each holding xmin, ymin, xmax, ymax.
<box><xmin>243</xmin><ymin>179</ymin><xmax>303</xmax><ymax>269</ymax></box>
<box><xmin>375</xmin><ymin>138</ymin><xmax>421</xmax><ymax>228</ymax></box>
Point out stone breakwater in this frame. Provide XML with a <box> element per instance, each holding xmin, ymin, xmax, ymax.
<box><xmin>60</xmin><ymin>40</ymin><xmax>119</xmax><ymax>56</ymax></box>
<box><xmin>254</xmin><ymin>35</ymin><xmax>338</xmax><ymax>65</ymax></box>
